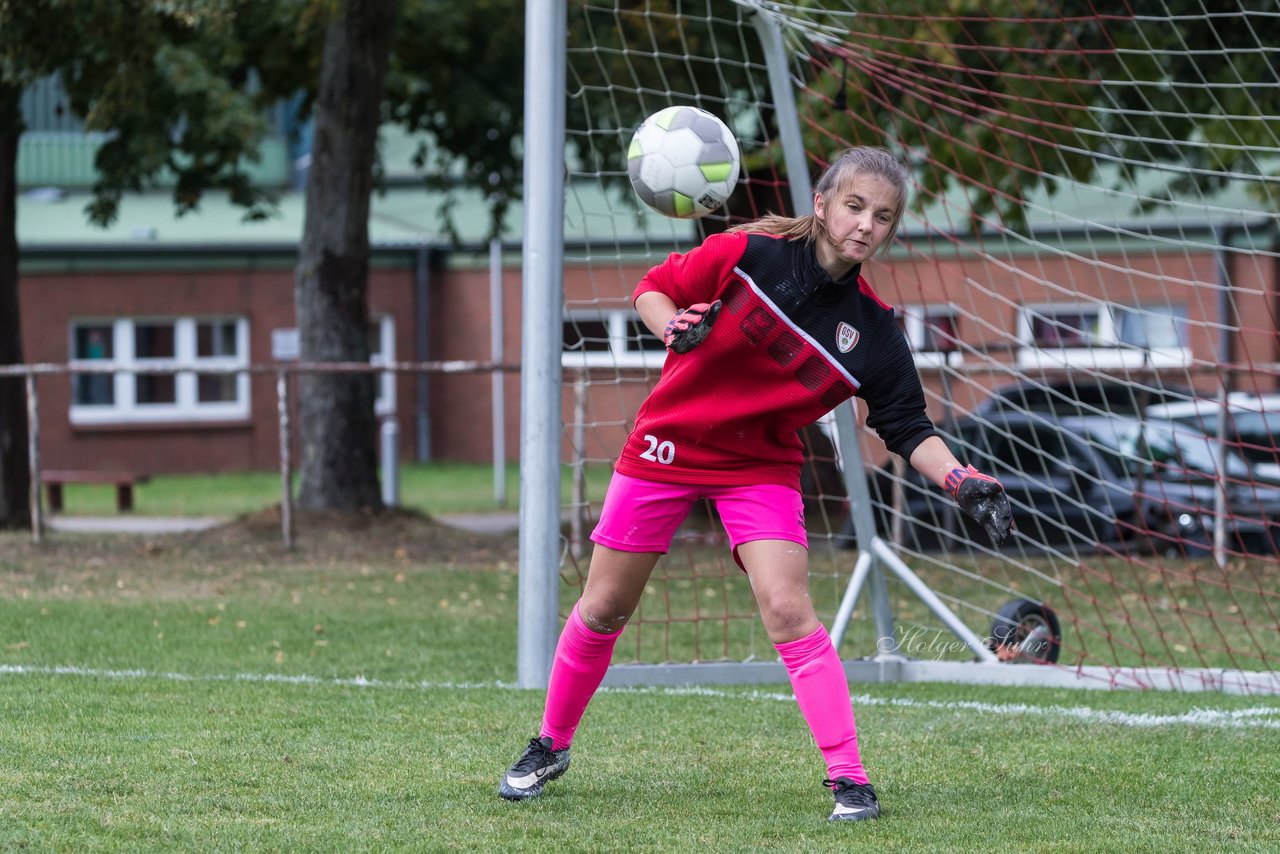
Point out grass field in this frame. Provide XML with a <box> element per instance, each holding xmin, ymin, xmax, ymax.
<box><xmin>41</xmin><ymin>462</ymin><xmax>613</xmax><ymax>518</ymax></box>
<box><xmin>2</xmin><ymin>515</ymin><xmax>1279</xmax><ymax>851</ymax></box>
<box><xmin>46</xmin><ymin>463</ymin><xmax>1279</xmax><ymax>675</ymax></box>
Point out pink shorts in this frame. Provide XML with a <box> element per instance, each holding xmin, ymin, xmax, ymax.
<box><xmin>591</xmin><ymin>471</ymin><xmax>806</xmax><ymax>568</ymax></box>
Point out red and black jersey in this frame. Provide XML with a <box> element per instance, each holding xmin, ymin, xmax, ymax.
<box><xmin>616</xmin><ymin>230</ymin><xmax>937</xmax><ymax>491</ymax></box>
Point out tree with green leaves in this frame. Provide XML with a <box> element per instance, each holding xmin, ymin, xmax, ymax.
<box><xmin>0</xmin><ymin>0</ymin><xmax>298</xmax><ymax>528</ymax></box>
<box><xmin>803</xmin><ymin>1</ymin><xmax>1280</xmax><ymax>228</ymax></box>
<box><xmin>0</xmin><ymin>0</ymin><xmax>530</xmax><ymax>525</ymax></box>
<box><xmin>7</xmin><ymin>0</ymin><xmax>1272</xmax><ymax>528</ymax></box>
<box><xmin>386</xmin><ymin>0</ymin><xmax>525</xmax><ymax>240</ymax></box>
<box><xmin>293</xmin><ymin>0</ymin><xmax>397</xmax><ymax>511</ymax></box>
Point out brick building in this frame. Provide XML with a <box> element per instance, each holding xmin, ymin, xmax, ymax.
<box><xmin>15</xmin><ymin>168</ymin><xmax>1279</xmax><ymax>476</ymax></box>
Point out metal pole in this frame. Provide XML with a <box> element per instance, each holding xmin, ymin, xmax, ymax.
<box><xmin>381</xmin><ymin>417</ymin><xmax>400</xmax><ymax>507</ymax></box>
<box><xmin>491</xmin><ymin>237</ymin><xmax>508</xmax><ymax>508</ymax></box>
<box><xmin>754</xmin><ymin>10</ymin><xmax>989</xmax><ymax>661</ymax></box>
<box><xmin>871</xmin><ymin>539</ymin><xmax>999</xmax><ymax>662</ymax></box>
<box><xmin>277</xmin><ymin>370</ymin><xmax>295</xmax><ymax>550</ymax></box>
<box><xmin>415</xmin><ymin>247</ymin><xmax>432</xmax><ymax>462</ymax></box>
<box><xmin>517</xmin><ymin>0</ymin><xmax>567</xmax><ymax>689</ymax></box>
<box><xmin>752</xmin><ymin>11</ymin><xmax>810</xmax><ymax>214</ymax></box>
<box><xmin>832</xmin><ymin>403</ymin><xmax>897</xmax><ymax>649</ymax></box>
<box><xmin>1212</xmin><ymin>225</ymin><xmax>1235</xmax><ymax>568</ymax></box>
<box><xmin>828</xmin><ymin>550</ymin><xmax>871</xmax><ymax>646</ymax></box>
<box><xmin>25</xmin><ymin>372</ymin><xmax>43</xmax><ymax>544</ymax></box>
<box><xmin>754</xmin><ymin>10</ymin><xmax>898</xmax><ymax>654</ymax></box>
<box><xmin>571</xmin><ymin>372</ymin><xmax>587</xmax><ymax>559</ymax></box>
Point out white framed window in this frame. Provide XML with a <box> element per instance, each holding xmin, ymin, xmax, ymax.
<box><xmin>69</xmin><ymin>317</ymin><xmax>251</xmax><ymax>425</ymax></box>
<box><xmin>898</xmin><ymin>306</ymin><xmax>962</xmax><ymax>368</ymax></box>
<box><xmin>1016</xmin><ymin>303</ymin><xmax>1190</xmax><ymax>370</ymax></box>
<box><xmin>562</xmin><ymin>309</ymin><xmax>666</xmax><ymax>369</ymax></box>
<box><xmin>368</xmin><ymin>314</ymin><xmax>396</xmax><ymax>415</ymax></box>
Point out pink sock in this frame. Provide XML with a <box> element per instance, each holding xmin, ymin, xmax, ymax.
<box><xmin>539</xmin><ymin>602</ymin><xmax>623</xmax><ymax>750</ymax></box>
<box><xmin>775</xmin><ymin>625</ymin><xmax>869</xmax><ymax>784</ymax></box>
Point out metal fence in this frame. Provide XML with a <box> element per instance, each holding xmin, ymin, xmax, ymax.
<box><xmin>0</xmin><ymin>360</ymin><xmax>516</xmax><ymax>547</ymax></box>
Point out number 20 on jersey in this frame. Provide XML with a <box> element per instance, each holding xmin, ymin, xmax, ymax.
<box><xmin>639</xmin><ymin>434</ymin><xmax>675</xmax><ymax>465</ymax></box>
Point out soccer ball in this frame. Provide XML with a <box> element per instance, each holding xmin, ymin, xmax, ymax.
<box><xmin>627</xmin><ymin>106</ymin><xmax>741</xmax><ymax>219</ymax></box>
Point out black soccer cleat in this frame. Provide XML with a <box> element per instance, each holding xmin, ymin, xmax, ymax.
<box><xmin>498</xmin><ymin>736</ymin><xmax>571</xmax><ymax>801</ymax></box>
<box><xmin>824</xmin><ymin>777</ymin><xmax>880</xmax><ymax>821</ymax></box>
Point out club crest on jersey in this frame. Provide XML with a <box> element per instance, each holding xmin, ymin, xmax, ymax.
<box><xmin>836</xmin><ymin>322</ymin><xmax>860</xmax><ymax>353</ymax></box>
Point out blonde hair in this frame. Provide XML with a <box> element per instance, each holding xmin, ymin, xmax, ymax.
<box><xmin>727</xmin><ymin>146</ymin><xmax>909</xmax><ymax>259</ymax></box>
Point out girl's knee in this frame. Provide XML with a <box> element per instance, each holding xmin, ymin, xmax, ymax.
<box><xmin>756</xmin><ymin>596</ymin><xmax>819</xmax><ymax>642</ymax></box>
<box><xmin>765</xmin><ymin>613</ymin><xmax>818</xmax><ymax>644</ymax></box>
<box><xmin>577</xmin><ymin>600</ymin><xmax>631</xmax><ymax>634</ymax></box>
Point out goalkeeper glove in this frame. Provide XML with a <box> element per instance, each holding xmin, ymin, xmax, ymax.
<box><xmin>944</xmin><ymin>464</ymin><xmax>1013</xmax><ymax>547</ymax></box>
<box><xmin>663</xmin><ymin>300</ymin><xmax>722</xmax><ymax>354</ymax></box>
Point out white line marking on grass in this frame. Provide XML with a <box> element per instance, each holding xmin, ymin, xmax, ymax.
<box><xmin>0</xmin><ymin>664</ymin><xmax>514</xmax><ymax>692</ymax></box>
<box><xmin>627</xmin><ymin>685</ymin><xmax>1280</xmax><ymax>730</ymax></box>
<box><xmin>4</xmin><ymin>663</ymin><xmax>1279</xmax><ymax>730</ymax></box>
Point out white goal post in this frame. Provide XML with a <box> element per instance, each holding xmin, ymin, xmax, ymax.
<box><xmin>516</xmin><ymin>0</ymin><xmax>569</xmax><ymax>688</ymax></box>
<box><xmin>518</xmin><ymin>0</ymin><xmax>1280</xmax><ymax>694</ymax></box>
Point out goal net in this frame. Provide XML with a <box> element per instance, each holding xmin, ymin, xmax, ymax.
<box><xmin>546</xmin><ymin>0</ymin><xmax>1279</xmax><ymax>692</ymax></box>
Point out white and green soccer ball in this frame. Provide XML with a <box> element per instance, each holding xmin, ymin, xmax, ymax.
<box><xmin>627</xmin><ymin>106</ymin><xmax>741</xmax><ymax>219</ymax></box>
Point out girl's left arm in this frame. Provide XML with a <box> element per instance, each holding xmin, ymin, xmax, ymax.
<box><xmin>908</xmin><ymin>435</ymin><xmax>965</xmax><ymax>488</ymax></box>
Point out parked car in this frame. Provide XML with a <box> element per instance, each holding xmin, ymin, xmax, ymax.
<box><xmin>1146</xmin><ymin>393</ymin><xmax>1280</xmax><ymax>486</ymax></box>
<box><xmin>974</xmin><ymin>378</ymin><xmax>1194</xmax><ymax>418</ymax></box>
<box><xmin>854</xmin><ymin>411</ymin><xmax>1280</xmax><ymax>557</ymax></box>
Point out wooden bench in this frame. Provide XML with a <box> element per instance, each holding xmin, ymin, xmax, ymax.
<box><xmin>41</xmin><ymin>470</ymin><xmax>151</xmax><ymax>513</ymax></box>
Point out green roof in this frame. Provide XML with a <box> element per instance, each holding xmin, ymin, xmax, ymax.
<box><xmin>16</xmin><ymin>121</ymin><xmax>695</xmax><ymax>253</ymax></box>
<box><xmin>907</xmin><ymin>165</ymin><xmax>1275</xmax><ymax>243</ymax></box>
<box><xmin>16</xmin><ymin>130</ymin><xmax>1275</xmax><ymax>257</ymax></box>
<box><xmin>16</xmin><ymin>180</ymin><xmax>693</xmax><ymax>252</ymax></box>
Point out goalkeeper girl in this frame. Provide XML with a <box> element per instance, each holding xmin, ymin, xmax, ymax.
<box><xmin>498</xmin><ymin>146</ymin><xmax>1013</xmax><ymax>822</ymax></box>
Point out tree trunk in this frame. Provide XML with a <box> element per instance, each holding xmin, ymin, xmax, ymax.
<box><xmin>0</xmin><ymin>83</ymin><xmax>31</xmax><ymax>530</ymax></box>
<box><xmin>295</xmin><ymin>0</ymin><xmax>398</xmax><ymax>511</ymax></box>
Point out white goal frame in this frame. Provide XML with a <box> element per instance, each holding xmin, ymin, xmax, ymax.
<box><xmin>516</xmin><ymin>0</ymin><xmax>1280</xmax><ymax>695</ymax></box>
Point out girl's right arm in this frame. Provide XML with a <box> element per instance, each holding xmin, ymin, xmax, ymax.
<box><xmin>635</xmin><ymin>290</ymin><xmax>679</xmax><ymax>340</ymax></box>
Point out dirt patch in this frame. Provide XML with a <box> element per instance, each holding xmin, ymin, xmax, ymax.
<box><xmin>183</xmin><ymin>505</ymin><xmax>518</xmax><ymax>565</ymax></box>
<box><xmin>0</xmin><ymin>506</ymin><xmax>519</xmax><ymax>598</ymax></box>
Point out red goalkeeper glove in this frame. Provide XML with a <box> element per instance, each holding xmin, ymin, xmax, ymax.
<box><xmin>663</xmin><ymin>300</ymin><xmax>722</xmax><ymax>354</ymax></box>
<box><xmin>944</xmin><ymin>464</ymin><xmax>1013</xmax><ymax>547</ymax></box>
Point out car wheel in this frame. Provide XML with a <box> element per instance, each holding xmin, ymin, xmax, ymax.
<box><xmin>1159</xmin><ymin>515</ymin><xmax>1213</xmax><ymax>559</ymax></box>
<box><xmin>988</xmin><ymin>598</ymin><xmax>1061</xmax><ymax>664</ymax></box>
